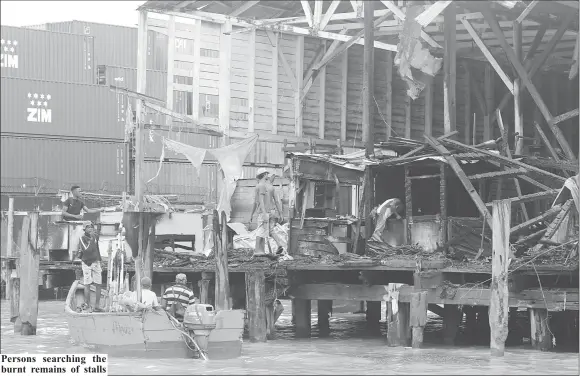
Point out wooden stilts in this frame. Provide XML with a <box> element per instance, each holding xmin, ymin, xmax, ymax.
<box><xmin>291</xmin><ymin>298</ymin><xmax>296</xmax><ymax>324</ymax></box>
<box><xmin>317</xmin><ymin>300</ymin><xmax>332</xmax><ymax>336</ymax></box>
<box><xmin>489</xmin><ymin>200</ymin><xmax>511</xmax><ymax>356</ymax></box>
<box><xmin>294</xmin><ymin>298</ymin><xmax>311</xmax><ymax>338</ymax></box>
<box><xmin>5</xmin><ymin>197</ymin><xmax>14</xmax><ymax>299</ymax></box>
<box><xmin>265</xmin><ymin>302</ymin><xmax>276</xmax><ymax>339</ymax></box>
<box><xmin>143</xmin><ymin>216</ymin><xmax>156</xmax><ymax>281</ymax></box>
<box><xmin>246</xmin><ymin>270</ymin><xmax>267</xmax><ymax>342</ymax></box>
<box><xmin>464</xmin><ymin>306</ymin><xmax>478</xmax><ymax>343</ymax></box>
<box><xmin>19</xmin><ymin>212</ymin><xmax>39</xmax><ymax>335</ymax></box>
<box><xmin>199</xmin><ymin>272</ymin><xmax>214</xmax><ymax>305</ymax></box>
<box><xmin>443</xmin><ymin>304</ymin><xmax>462</xmax><ymax>345</ymax></box>
<box><xmin>387</xmin><ymin>301</ymin><xmax>410</xmax><ymax>347</ymax></box>
<box><xmin>10</xmin><ymin>277</ymin><xmax>20</xmax><ymax>332</ymax></box>
<box><xmin>410</xmin><ymin>291</ymin><xmax>428</xmax><ymax>348</ymax></box>
<box><xmin>215</xmin><ymin>211</ymin><xmax>231</xmax><ymax>311</ymax></box>
<box><xmin>366</xmin><ymin>301</ymin><xmax>381</xmax><ymax>329</ymax></box>
<box><xmin>530</xmin><ymin>308</ymin><xmax>553</xmax><ymax>351</ymax></box>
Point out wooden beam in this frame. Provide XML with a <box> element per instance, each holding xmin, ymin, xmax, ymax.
<box><xmin>283</xmin><ymin>8</ymin><xmax>392</xmax><ymax>25</ymax></box>
<box><xmin>569</xmin><ymin>32</ymin><xmax>579</xmax><ymax>80</ymax></box>
<box><xmin>513</xmin><ymin>21</ymin><xmax>524</xmax><ymax>155</ymax></box>
<box><xmin>405</xmin><ymin>95</ymin><xmax>411</xmax><ymax>139</ymax></box>
<box><xmin>481</xmin><ymin>8</ymin><xmax>576</xmax><ymax>161</ymax></box>
<box><xmin>268</xmin><ymin>30</ymin><xmax>298</xmax><ymax>92</ymax></box>
<box><xmin>271</xmin><ymin>32</ymin><xmax>279</xmax><ymax>134</ymax></box>
<box><xmin>424</xmin><ymin>135</ymin><xmax>493</xmax><ymax>227</ymax></box>
<box><xmin>135</xmin><ymin>10</ymin><xmax>148</xmax><ymax>207</ymax></box>
<box><xmin>246</xmin><ymin>270</ymin><xmax>267</xmax><ymax>342</ymax></box>
<box><xmin>515</xmin><ymin>0</ymin><xmax>539</xmax><ymax>24</ymax></box>
<box><xmin>424</xmin><ymin>80</ymin><xmax>433</xmax><ymax>137</ymax></box>
<box><xmin>463</xmin><ymin>64</ymin><xmax>471</xmax><ymax>144</ymax></box>
<box><xmin>465</xmin><ymin>64</ymin><xmax>487</xmax><ymax>115</ymax></box>
<box><xmin>229</xmin><ymin>0</ymin><xmax>260</xmax><ymax>17</ymax></box>
<box><xmin>484</xmin><ymin>64</ymin><xmax>494</xmax><ymax>141</ymax></box>
<box><xmin>490</xmin><ymin>200</ymin><xmax>510</xmax><ymax>357</ymax></box>
<box><xmin>416</xmin><ymin>1</ymin><xmax>452</xmax><ymax>27</ymax></box>
<box><xmin>295</xmin><ymin>35</ymin><xmax>305</xmax><ymax>137</ymax></box>
<box><xmin>510</xmin><ymin>204</ymin><xmax>563</xmax><ymax>236</ymax></box>
<box><xmin>363</xmin><ymin>0</ymin><xmax>374</xmax><ymax>156</ymax></box>
<box><xmin>248</xmin><ymin>29</ymin><xmax>256</xmax><ymax>133</ymax></box>
<box><xmin>460</xmin><ymin>17</ymin><xmax>514</xmax><ymax>95</ymax></box>
<box><xmin>380</xmin><ymin>0</ymin><xmax>443</xmax><ymax>49</ymax></box>
<box><xmin>5</xmin><ymin>198</ymin><xmax>14</xmax><ymax>300</ymax></box>
<box><xmin>142</xmin><ymin>102</ymin><xmax>222</xmax><ymax>135</ymax></box>
<box><xmin>549</xmin><ymin>108</ymin><xmax>579</xmax><ymax>126</ymax></box>
<box><xmin>320</xmin><ymin>0</ymin><xmax>341</xmax><ymax>30</ymax></box>
<box><xmin>524</xmin><ymin>23</ymin><xmax>548</xmax><ymax>62</ymax></box>
<box><xmin>444</xmin><ymin>3</ymin><xmax>457</xmax><ymax>134</ymax></box>
<box><xmin>386</xmin><ymin>51</ymin><xmax>393</xmax><ymax>140</ymax></box>
<box><xmin>301</xmin><ymin>0</ymin><xmax>314</xmax><ymax>28</ymax></box>
<box><xmin>215</xmin><ymin>211</ymin><xmax>231</xmax><ymax>310</ymax></box>
<box><xmin>340</xmin><ymin>52</ymin><xmax>348</xmax><ymax>142</ymax></box>
<box><xmin>319</xmin><ymin>42</ymin><xmax>327</xmax><ymax>139</ymax></box>
<box><xmin>313</xmin><ymin>0</ymin><xmax>323</xmax><ymax>30</ymax></box>
<box><xmin>485</xmin><ymin>190</ymin><xmax>559</xmax><ymax>207</ymax></box>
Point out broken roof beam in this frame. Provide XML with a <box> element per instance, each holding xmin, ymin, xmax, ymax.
<box><xmin>481</xmin><ymin>7</ymin><xmax>577</xmax><ymax>161</ymax></box>
<box><xmin>549</xmin><ymin>108</ymin><xmax>579</xmax><ymax>126</ymax></box>
<box><xmin>515</xmin><ymin>0</ymin><xmax>539</xmax><ymax>24</ymax></box>
<box><xmin>380</xmin><ymin>0</ymin><xmax>442</xmax><ymax>48</ymax></box>
<box><xmin>467</xmin><ymin>168</ymin><xmax>528</xmax><ymax>181</ymax></box>
<box><xmin>424</xmin><ymin>135</ymin><xmax>493</xmax><ymax>228</ymax></box>
<box><xmin>510</xmin><ymin>204</ymin><xmax>563</xmax><ymax>236</ymax></box>
<box><xmin>142</xmin><ymin>101</ymin><xmax>223</xmax><ymax>136</ymax></box>
<box><xmin>320</xmin><ymin>0</ymin><xmax>341</xmax><ymax>30</ymax></box>
<box><xmin>415</xmin><ymin>0</ymin><xmax>452</xmax><ymax>27</ymax></box>
<box><xmin>460</xmin><ymin>17</ymin><xmax>514</xmax><ymax>95</ymax></box>
<box><xmin>484</xmin><ymin>190</ymin><xmax>559</xmax><ymax>207</ymax></box>
<box><xmin>228</xmin><ymin>0</ymin><xmax>260</xmax><ymax>17</ymax></box>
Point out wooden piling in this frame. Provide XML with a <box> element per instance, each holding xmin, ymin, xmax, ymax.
<box><xmin>5</xmin><ymin>197</ymin><xmax>14</xmax><ymax>299</ymax></box>
<box><xmin>318</xmin><ymin>300</ymin><xmax>332</xmax><ymax>336</ymax></box>
<box><xmin>143</xmin><ymin>217</ymin><xmax>156</xmax><ymax>280</ymax></box>
<box><xmin>489</xmin><ymin>200</ymin><xmax>511</xmax><ymax>356</ymax></box>
<box><xmin>265</xmin><ymin>302</ymin><xmax>276</xmax><ymax>339</ymax></box>
<box><xmin>464</xmin><ymin>306</ymin><xmax>478</xmax><ymax>342</ymax></box>
<box><xmin>530</xmin><ymin>308</ymin><xmax>553</xmax><ymax>351</ymax></box>
<box><xmin>387</xmin><ymin>301</ymin><xmax>410</xmax><ymax>347</ymax></box>
<box><xmin>366</xmin><ymin>301</ymin><xmax>381</xmax><ymax>328</ymax></box>
<box><xmin>19</xmin><ymin>212</ymin><xmax>39</xmax><ymax>335</ymax></box>
<box><xmin>443</xmin><ymin>304</ymin><xmax>462</xmax><ymax>345</ymax></box>
<box><xmin>410</xmin><ymin>291</ymin><xmax>428</xmax><ymax>348</ymax></box>
<box><xmin>215</xmin><ymin>211</ymin><xmax>231</xmax><ymax>311</ymax></box>
<box><xmin>245</xmin><ymin>270</ymin><xmax>267</xmax><ymax>342</ymax></box>
<box><xmin>199</xmin><ymin>272</ymin><xmax>214</xmax><ymax>305</ymax></box>
<box><xmin>294</xmin><ymin>299</ymin><xmax>311</xmax><ymax>338</ymax></box>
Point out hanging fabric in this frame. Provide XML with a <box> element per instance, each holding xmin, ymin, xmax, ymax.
<box><xmin>208</xmin><ymin>135</ymin><xmax>259</xmax><ymax>220</ymax></box>
<box><xmin>147</xmin><ymin>143</ymin><xmax>165</xmax><ymax>183</ymax></box>
<box><xmin>163</xmin><ymin>138</ymin><xmax>207</xmax><ymax>178</ymax></box>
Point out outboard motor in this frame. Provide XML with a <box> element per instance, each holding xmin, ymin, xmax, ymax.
<box><xmin>182</xmin><ymin>304</ymin><xmax>216</xmax><ymax>352</ymax></box>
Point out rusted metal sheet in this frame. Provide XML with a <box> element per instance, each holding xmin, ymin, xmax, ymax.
<box><xmin>1</xmin><ymin>25</ymin><xmax>95</xmax><ymax>84</ymax></box>
<box><xmin>142</xmin><ymin>161</ymin><xmax>218</xmax><ymax>204</ymax></box>
<box><xmin>0</xmin><ymin>136</ymin><xmax>126</xmax><ymax>194</ymax></box>
<box><xmin>1</xmin><ymin>77</ymin><xmax>126</xmax><ymax>140</ymax></box>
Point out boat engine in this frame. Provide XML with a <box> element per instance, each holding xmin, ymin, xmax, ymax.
<box><xmin>182</xmin><ymin>304</ymin><xmax>216</xmax><ymax>352</ymax></box>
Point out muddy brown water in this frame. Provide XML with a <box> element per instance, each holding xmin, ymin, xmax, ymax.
<box><xmin>1</xmin><ymin>300</ymin><xmax>578</xmax><ymax>375</ymax></box>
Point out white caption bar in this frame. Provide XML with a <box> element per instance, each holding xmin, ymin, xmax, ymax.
<box><xmin>1</xmin><ymin>354</ymin><xmax>108</xmax><ymax>375</ymax></box>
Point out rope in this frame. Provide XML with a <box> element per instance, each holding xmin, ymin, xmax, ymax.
<box><xmin>165</xmin><ymin>311</ymin><xmax>208</xmax><ymax>360</ymax></box>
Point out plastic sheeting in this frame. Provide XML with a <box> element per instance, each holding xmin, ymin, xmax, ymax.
<box><xmin>163</xmin><ymin>138</ymin><xmax>207</xmax><ymax>178</ymax></box>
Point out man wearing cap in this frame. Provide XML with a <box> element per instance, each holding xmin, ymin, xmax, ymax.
<box><xmin>77</xmin><ymin>222</ymin><xmax>103</xmax><ymax>312</ymax></box>
<box><xmin>161</xmin><ymin>274</ymin><xmax>196</xmax><ymax>321</ymax></box>
<box><xmin>250</xmin><ymin>168</ymin><xmax>284</xmax><ymax>256</ymax></box>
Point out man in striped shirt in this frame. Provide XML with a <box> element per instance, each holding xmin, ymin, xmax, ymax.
<box><xmin>161</xmin><ymin>274</ymin><xmax>196</xmax><ymax>321</ymax></box>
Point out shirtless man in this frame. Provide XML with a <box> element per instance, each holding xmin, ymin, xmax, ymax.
<box><xmin>370</xmin><ymin>198</ymin><xmax>404</xmax><ymax>242</ymax></box>
<box><xmin>250</xmin><ymin>168</ymin><xmax>285</xmax><ymax>256</ymax></box>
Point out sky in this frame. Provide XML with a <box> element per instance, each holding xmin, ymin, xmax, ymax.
<box><xmin>1</xmin><ymin>1</ymin><xmax>147</xmax><ymax>28</ymax></box>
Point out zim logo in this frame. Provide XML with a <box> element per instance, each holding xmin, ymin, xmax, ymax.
<box><xmin>0</xmin><ymin>39</ymin><xmax>18</xmax><ymax>69</ymax></box>
<box><xmin>26</xmin><ymin>93</ymin><xmax>52</xmax><ymax>123</ymax></box>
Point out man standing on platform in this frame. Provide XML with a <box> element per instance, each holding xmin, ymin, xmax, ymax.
<box><xmin>61</xmin><ymin>185</ymin><xmax>104</xmax><ymax>221</ymax></box>
<box><xmin>77</xmin><ymin>222</ymin><xmax>103</xmax><ymax>312</ymax></box>
<box><xmin>250</xmin><ymin>168</ymin><xmax>285</xmax><ymax>256</ymax></box>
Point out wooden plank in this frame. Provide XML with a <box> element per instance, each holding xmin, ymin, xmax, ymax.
<box><xmin>549</xmin><ymin>108</ymin><xmax>579</xmax><ymax>126</ymax></box>
<box><xmin>295</xmin><ymin>35</ymin><xmax>304</xmax><ymax>137</ymax></box>
<box><xmin>463</xmin><ymin>65</ymin><xmax>471</xmax><ymax>144</ymax></box>
<box><xmin>294</xmin><ymin>298</ymin><xmax>311</xmax><ymax>338</ymax></box>
<box><xmin>533</xmin><ymin>122</ymin><xmax>569</xmax><ymax>178</ymax></box>
<box><xmin>515</xmin><ymin>0</ymin><xmax>539</xmax><ymax>24</ymax></box>
<box><xmin>415</xmin><ymin>1</ymin><xmax>452</xmax><ymax>27</ymax></box>
<box><xmin>271</xmin><ymin>31</ymin><xmax>279</xmax><ymax>134</ymax></box>
<box><xmin>410</xmin><ymin>291</ymin><xmax>428</xmax><ymax>348</ymax></box>
<box><xmin>490</xmin><ymin>200</ymin><xmax>510</xmax><ymax>356</ymax></box>
<box><xmin>510</xmin><ymin>204</ymin><xmax>562</xmax><ymax>236</ymax></box>
<box><xmin>248</xmin><ymin>29</ymin><xmax>256</xmax><ymax>133</ymax></box>
<box><xmin>246</xmin><ymin>270</ymin><xmax>267</xmax><ymax>342</ymax></box>
<box><xmin>386</xmin><ymin>51</ymin><xmax>393</xmax><ymax>140</ymax></box>
<box><xmin>5</xmin><ymin>198</ymin><xmax>14</xmax><ymax>300</ymax></box>
<box><xmin>301</xmin><ymin>0</ymin><xmax>314</xmax><ymax>28</ymax></box>
<box><xmin>513</xmin><ymin>21</ymin><xmax>524</xmax><ymax>155</ymax></box>
<box><xmin>319</xmin><ymin>42</ymin><xmax>327</xmax><ymax>140</ymax></box>
<box><xmin>405</xmin><ymin>95</ymin><xmax>411</xmax><ymax>139</ymax></box>
<box><xmin>363</xmin><ymin>0</ymin><xmax>375</xmax><ymax>153</ymax></box>
<box><xmin>424</xmin><ymin>135</ymin><xmax>493</xmax><ymax>227</ymax></box>
<box><xmin>320</xmin><ymin>0</ymin><xmax>342</xmax><ymax>30</ymax></box>
<box><xmin>460</xmin><ymin>17</ymin><xmax>514</xmax><ymax>95</ymax></box>
<box><xmin>465</xmin><ymin>64</ymin><xmax>487</xmax><ymax>115</ymax></box>
<box><xmin>229</xmin><ymin>0</ymin><xmax>260</xmax><ymax>17</ymax></box>
<box><xmin>215</xmin><ymin>211</ymin><xmax>231</xmax><ymax>311</ymax></box>
<box><xmin>19</xmin><ymin>212</ymin><xmax>39</xmax><ymax>335</ymax></box>
<box><xmin>289</xmin><ymin>283</ymin><xmax>579</xmax><ymax>310</ymax></box>
<box><xmin>530</xmin><ymin>308</ymin><xmax>553</xmax><ymax>351</ymax></box>
<box><xmin>485</xmin><ymin>190</ymin><xmax>559</xmax><ymax>207</ymax></box>
<box><xmin>531</xmin><ymin>199</ymin><xmax>574</xmax><ymax>254</ymax></box>
<box><xmin>340</xmin><ymin>52</ymin><xmax>348</xmax><ymax>141</ymax></box>
<box><xmin>313</xmin><ymin>0</ymin><xmax>323</xmax><ymax>29</ymax></box>
<box><xmin>443</xmin><ymin>2</ymin><xmax>457</xmax><ymax>134</ymax></box>
<box><xmin>481</xmin><ymin>8</ymin><xmax>576</xmax><ymax>161</ymax></box>
<box><xmin>484</xmin><ymin>64</ymin><xmax>494</xmax><ymax>141</ymax></box>
<box><xmin>467</xmin><ymin>168</ymin><xmax>527</xmax><ymax>181</ymax></box>
<box><xmin>380</xmin><ymin>0</ymin><xmax>442</xmax><ymax>48</ymax></box>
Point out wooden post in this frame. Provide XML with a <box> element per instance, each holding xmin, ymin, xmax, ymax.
<box><xmin>529</xmin><ymin>308</ymin><xmax>553</xmax><ymax>351</ymax></box>
<box><xmin>215</xmin><ymin>211</ymin><xmax>231</xmax><ymax>311</ymax></box>
<box><xmin>271</xmin><ymin>32</ymin><xmax>279</xmax><ymax>134</ymax></box>
<box><xmin>294</xmin><ymin>298</ymin><xmax>311</xmax><ymax>338</ymax></box>
<box><xmin>443</xmin><ymin>2</ymin><xmax>457</xmax><ymax>134</ymax></box>
<box><xmin>5</xmin><ymin>197</ymin><xmax>14</xmax><ymax>299</ymax></box>
<box><xmin>363</xmin><ymin>0</ymin><xmax>374</xmax><ymax>156</ymax></box>
<box><xmin>317</xmin><ymin>299</ymin><xmax>332</xmax><ymax>336</ymax></box>
<box><xmin>143</xmin><ymin>215</ymin><xmax>155</xmax><ymax>281</ymax></box>
<box><xmin>245</xmin><ymin>270</ymin><xmax>267</xmax><ymax>342</ymax></box>
<box><xmin>387</xmin><ymin>301</ymin><xmax>411</xmax><ymax>347</ymax></box>
<box><xmin>513</xmin><ymin>21</ymin><xmax>524</xmax><ymax>154</ymax></box>
<box><xmin>424</xmin><ymin>78</ymin><xmax>433</xmax><ymax>137</ymax></box>
<box><xmin>366</xmin><ymin>300</ymin><xmax>381</xmax><ymax>328</ymax></box>
<box><xmin>318</xmin><ymin>42</ymin><xmax>327</xmax><ymax>140</ymax></box>
<box><xmin>463</xmin><ymin>65</ymin><xmax>471</xmax><ymax>144</ymax></box>
<box><xmin>19</xmin><ymin>212</ymin><xmax>39</xmax><ymax>335</ymax></box>
<box><xmin>135</xmin><ymin>10</ymin><xmax>148</xmax><ymax>207</ymax></box>
<box><xmin>489</xmin><ymin>200</ymin><xmax>511</xmax><ymax>356</ymax></box>
<box><xmin>484</xmin><ymin>64</ymin><xmax>494</xmax><ymax>141</ymax></box>
<box><xmin>385</xmin><ymin>51</ymin><xmax>393</xmax><ymax>140</ymax></box>
<box><xmin>404</xmin><ymin>166</ymin><xmax>413</xmax><ymax>244</ymax></box>
<box><xmin>294</xmin><ymin>35</ymin><xmax>304</xmax><ymax>137</ymax></box>
<box><xmin>340</xmin><ymin>50</ymin><xmax>348</xmax><ymax>142</ymax></box>
<box><xmin>410</xmin><ymin>291</ymin><xmax>428</xmax><ymax>348</ymax></box>
<box><xmin>248</xmin><ymin>29</ymin><xmax>256</xmax><ymax>133</ymax></box>
<box><xmin>464</xmin><ymin>306</ymin><xmax>478</xmax><ymax>343</ymax></box>
<box><xmin>199</xmin><ymin>272</ymin><xmax>214</xmax><ymax>305</ymax></box>
<box><xmin>443</xmin><ymin>304</ymin><xmax>462</xmax><ymax>345</ymax></box>
<box><xmin>439</xmin><ymin>163</ymin><xmax>447</xmax><ymax>243</ymax></box>
<box><xmin>364</xmin><ymin>168</ymin><xmax>374</xmax><ymax>246</ymax></box>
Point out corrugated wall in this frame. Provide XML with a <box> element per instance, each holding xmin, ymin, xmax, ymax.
<box><xmin>1</xmin><ymin>25</ymin><xmax>95</xmax><ymax>84</ymax></box>
<box><xmin>1</xmin><ymin>136</ymin><xmax>126</xmax><ymax>193</ymax></box>
<box><xmin>1</xmin><ymin>77</ymin><xmax>126</xmax><ymax>140</ymax></box>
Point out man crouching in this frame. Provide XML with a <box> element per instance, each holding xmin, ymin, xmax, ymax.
<box><xmin>77</xmin><ymin>222</ymin><xmax>103</xmax><ymax>312</ymax></box>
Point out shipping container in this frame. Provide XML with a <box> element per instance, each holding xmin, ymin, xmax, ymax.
<box><xmin>142</xmin><ymin>161</ymin><xmax>218</xmax><ymax>204</ymax></box>
<box><xmin>1</xmin><ymin>25</ymin><xmax>95</xmax><ymax>84</ymax></box>
<box><xmin>1</xmin><ymin>136</ymin><xmax>126</xmax><ymax>194</ymax></box>
<box><xmin>40</xmin><ymin>21</ymin><xmax>168</xmax><ymax>71</ymax></box>
<box><xmin>103</xmin><ymin>65</ymin><xmax>167</xmax><ymax>102</ymax></box>
<box><xmin>1</xmin><ymin>77</ymin><xmax>127</xmax><ymax>140</ymax></box>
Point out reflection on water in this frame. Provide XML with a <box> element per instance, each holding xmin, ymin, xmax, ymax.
<box><xmin>1</xmin><ymin>300</ymin><xmax>578</xmax><ymax>375</ymax></box>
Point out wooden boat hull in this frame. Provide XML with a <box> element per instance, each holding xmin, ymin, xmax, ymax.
<box><xmin>65</xmin><ymin>281</ymin><xmax>190</xmax><ymax>358</ymax></box>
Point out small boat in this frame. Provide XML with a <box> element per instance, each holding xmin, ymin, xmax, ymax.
<box><xmin>65</xmin><ymin>280</ymin><xmax>245</xmax><ymax>359</ymax></box>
